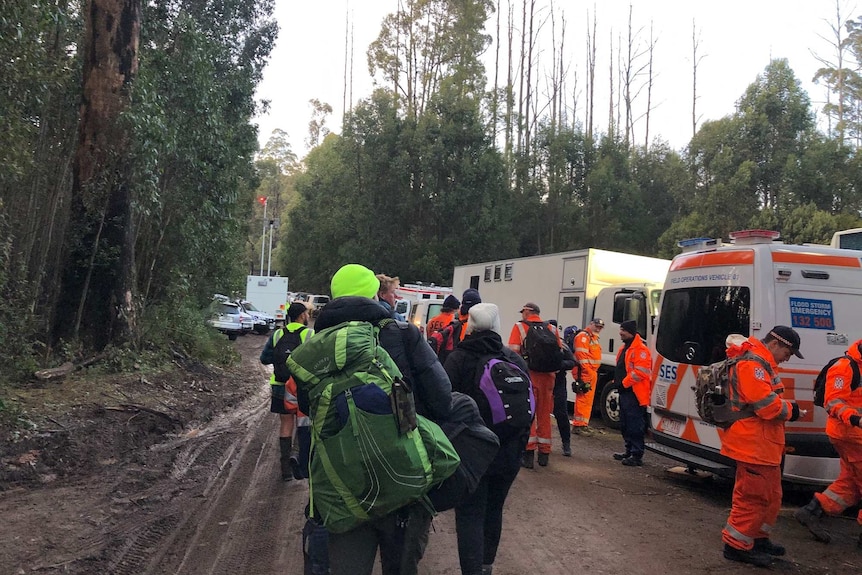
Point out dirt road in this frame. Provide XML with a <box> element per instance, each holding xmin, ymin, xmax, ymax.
<box><xmin>2</xmin><ymin>335</ymin><xmax>860</xmax><ymax>574</ymax></box>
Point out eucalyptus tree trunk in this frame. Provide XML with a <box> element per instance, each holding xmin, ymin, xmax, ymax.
<box><xmin>61</xmin><ymin>0</ymin><xmax>140</xmax><ymax>348</ymax></box>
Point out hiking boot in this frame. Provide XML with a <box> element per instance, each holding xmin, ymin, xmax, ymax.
<box><xmin>572</xmin><ymin>426</ymin><xmax>593</xmax><ymax>436</ymax></box>
<box><xmin>561</xmin><ymin>442</ymin><xmax>572</xmax><ymax>457</ymax></box>
<box><xmin>481</xmin><ymin>565</ymin><xmax>493</xmax><ymax>575</ymax></box>
<box><xmin>279</xmin><ymin>437</ymin><xmax>294</xmax><ymax>482</ymax></box>
<box><xmin>794</xmin><ymin>498</ymin><xmax>831</xmax><ymax>543</ymax></box>
<box><xmin>537</xmin><ymin>452</ymin><xmax>549</xmax><ymax>466</ymax></box>
<box><xmin>753</xmin><ymin>538</ymin><xmax>785</xmax><ymax>556</ymax></box>
<box><xmin>289</xmin><ymin>455</ymin><xmax>304</xmax><ymax>480</ymax></box>
<box><xmin>723</xmin><ymin>544</ymin><xmax>773</xmax><ymax>567</ymax></box>
<box><xmin>613</xmin><ymin>452</ymin><xmax>630</xmax><ymax>461</ymax></box>
<box><xmin>521</xmin><ymin>450</ymin><xmax>535</xmax><ymax>469</ymax></box>
<box><xmin>621</xmin><ymin>456</ymin><xmax>643</xmax><ymax>467</ymax></box>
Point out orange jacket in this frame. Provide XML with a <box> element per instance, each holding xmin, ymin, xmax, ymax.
<box><xmin>824</xmin><ymin>340</ymin><xmax>862</xmax><ymax>444</ymax></box>
<box><xmin>616</xmin><ymin>334</ymin><xmax>651</xmax><ymax>406</ymax></box>
<box><xmin>426</xmin><ymin>310</ymin><xmax>456</xmax><ymax>335</ymax></box>
<box><xmin>573</xmin><ymin>328</ymin><xmax>601</xmax><ymax>385</ymax></box>
<box><xmin>720</xmin><ymin>336</ymin><xmax>794</xmax><ymax>466</ymax></box>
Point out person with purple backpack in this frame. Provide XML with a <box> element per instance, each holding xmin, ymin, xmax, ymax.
<box><xmin>443</xmin><ymin>303</ymin><xmax>533</xmax><ymax>575</ymax></box>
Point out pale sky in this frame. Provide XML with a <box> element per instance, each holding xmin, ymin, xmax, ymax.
<box><xmin>254</xmin><ymin>1</ymin><xmax>848</xmax><ymax>156</ymax></box>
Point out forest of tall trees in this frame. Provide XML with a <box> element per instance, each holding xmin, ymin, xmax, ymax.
<box><xmin>272</xmin><ymin>0</ymin><xmax>862</xmax><ymax>292</ymax></box>
<box><xmin>2</xmin><ymin>0</ymin><xmax>862</xmax><ymax>381</ymax></box>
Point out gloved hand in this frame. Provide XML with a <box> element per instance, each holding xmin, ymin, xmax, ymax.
<box><xmin>789</xmin><ymin>402</ymin><xmax>801</xmax><ymax>422</ymax></box>
<box><xmin>850</xmin><ymin>415</ymin><xmax>861</xmax><ymax>428</ymax></box>
<box><xmin>571</xmin><ymin>380</ymin><xmax>592</xmax><ymax>394</ymax></box>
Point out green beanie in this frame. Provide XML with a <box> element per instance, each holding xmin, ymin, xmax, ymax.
<box><xmin>330</xmin><ymin>264</ymin><xmax>380</xmax><ymax>299</ymax></box>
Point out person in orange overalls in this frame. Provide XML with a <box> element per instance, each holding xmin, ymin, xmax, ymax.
<box><xmin>795</xmin><ymin>339</ymin><xmax>862</xmax><ymax>546</ymax></box>
<box><xmin>720</xmin><ymin>326</ymin><xmax>803</xmax><ymax>567</ymax></box>
<box><xmin>571</xmin><ymin>318</ymin><xmax>605</xmax><ymax>436</ymax></box>
<box><xmin>508</xmin><ymin>302</ymin><xmax>562</xmax><ymax>469</ymax></box>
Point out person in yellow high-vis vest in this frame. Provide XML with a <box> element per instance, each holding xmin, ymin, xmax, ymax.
<box><xmin>259</xmin><ymin>302</ymin><xmax>313</xmax><ymax>481</ymax></box>
<box><xmin>571</xmin><ymin>318</ymin><xmax>604</xmax><ymax>435</ymax></box>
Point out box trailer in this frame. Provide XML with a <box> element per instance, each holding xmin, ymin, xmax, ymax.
<box><xmin>245</xmin><ymin>275</ymin><xmax>289</xmax><ymax>325</ymax></box>
<box><xmin>452</xmin><ymin>248</ymin><xmax>670</xmax><ymax>426</ymax></box>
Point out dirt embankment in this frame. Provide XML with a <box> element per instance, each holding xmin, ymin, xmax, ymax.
<box><xmin>1</xmin><ymin>334</ymin><xmax>861</xmax><ymax>575</ymax></box>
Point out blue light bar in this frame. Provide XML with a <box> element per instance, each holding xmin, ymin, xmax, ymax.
<box><xmin>678</xmin><ymin>237</ymin><xmax>718</xmax><ymax>248</ymax></box>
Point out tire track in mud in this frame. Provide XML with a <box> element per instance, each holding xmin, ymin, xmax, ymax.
<box><xmin>127</xmin><ymin>343</ymin><xmax>311</xmax><ymax>575</ymax></box>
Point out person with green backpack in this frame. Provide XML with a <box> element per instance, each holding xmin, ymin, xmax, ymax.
<box><xmin>288</xmin><ymin>264</ymin><xmax>459</xmax><ymax>575</ymax></box>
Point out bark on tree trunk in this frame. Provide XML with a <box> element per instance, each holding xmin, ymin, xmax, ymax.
<box><xmin>59</xmin><ymin>0</ymin><xmax>140</xmax><ymax>349</ymax></box>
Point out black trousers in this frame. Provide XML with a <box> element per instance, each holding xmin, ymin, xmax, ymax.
<box><xmin>454</xmin><ymin>432</ymin><xmax>527</xmax><ymax>575</ymax></box>
<box><xmin>552</xmin><ymin>371</ymin><xmax>571</xmax><ymax>444</ymax></box>
<box><xmin>619</xmin><ymin>390</ymin><xmax>646</xmax><ymax>458</ymax></box>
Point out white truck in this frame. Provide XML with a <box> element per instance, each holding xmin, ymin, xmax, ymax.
<box><xmin>245</xmin><ymin>275</ymin><xmax>289</xmax><ymax>326</ymax></box>
<box><xmin>452</xmin><ymin>248</ymin><xmax>671</xmax><ymax>427</ymax></box>
<box><xmin>647</xmin><ymin>229</ymin><xmax>862</xmax><ymax>486</ymax></box>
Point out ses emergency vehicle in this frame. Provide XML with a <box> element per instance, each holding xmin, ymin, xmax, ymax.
<box><xmin>392</xmin><ymin>283</ymin><xmax>453</xmax><ymax>333</ymax></box>
<box><xmin>648</xmin><ymin>230</ymin><xmax>862</xmax><ymax>485</ymax></box>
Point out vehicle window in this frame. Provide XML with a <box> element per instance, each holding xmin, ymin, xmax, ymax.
<box><xmin>656</xmin><ymin>286</ymin><xmax>750</xmax><ymax>365</ymax></box>
<box><xmin>649</xmin><ymin>289</ymin><xmax>662</xmax><ymax>317</ymax></box>
<box><xmin>219</xmin><ymin>303</ymin><xmax>239</xmax><ymax>315</ymax></box>
<box><xmin>243</xmin><ymin>302</ymin><xmax>259</xmax><ymax>311</ymax></box>
<box><xmin>612</xmin><ymin>292</ymin><xmax>629</xmax><ymax>324</ymax></box>
<box><xmin>395</xmin><ymin>300</ymin><xmax>409</xmax><ymax>315</ymax></box>
<box><xmin>426</xmin><ymin>303</ymin><xmax>443</xmax><ymax>321</ymax></box>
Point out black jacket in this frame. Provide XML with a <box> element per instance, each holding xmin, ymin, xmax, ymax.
<box><xmin>306</xmin><ymin>296</ymin><xmax>452</xmax><ymax>422</ymax></box>
<box><xmin>442</xmin><ymin>330</ymin><xmax>530</xmax><ymax>407</ymax></box>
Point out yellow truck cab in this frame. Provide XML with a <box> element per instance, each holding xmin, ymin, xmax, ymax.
<box><xmin>648</xmin><ymin>229</ymin><xmax>862</xmax><ymax>485</ymax></box>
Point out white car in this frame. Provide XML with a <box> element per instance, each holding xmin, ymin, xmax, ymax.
<box><xmin>236</xmin><ymin>299</ymin><xmax>276</xmax><ymax>334</ymax></box>
<box><xmin>207</xmin><ymin>300</ymin><xmax>254</xmax><ymax>340</ymax></box>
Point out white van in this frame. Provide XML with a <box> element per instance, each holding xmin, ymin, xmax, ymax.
<box><xmin>395</xmin><ymin>299</ymin><xmax>446</xmax><ymax>334</ymax></box>
<box><xmin>648</xmin><ymin>230</ymin><xmax>862</xmax><ymax>485</ymax></box>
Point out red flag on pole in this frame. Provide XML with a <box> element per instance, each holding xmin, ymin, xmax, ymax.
<box><xmin>257</xmin><ymin>196</ymin><xmax>267</xmax><ymax>205</ymax></box>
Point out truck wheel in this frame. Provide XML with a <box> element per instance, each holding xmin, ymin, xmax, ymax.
<box><xmin>228</xmin><ymin>333</ymin><xmax>238</xmax><ymax>341</ymax></box>
<box><xmin>600</xmin><ymin>381</ymin><xmax>622</xmax><ymax>429</ymax></box>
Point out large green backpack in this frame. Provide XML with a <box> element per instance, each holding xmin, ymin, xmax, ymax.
<box><xmin>286</xmin><ymin>320</ymin><xmax>459</xmax><ymax>534</ymax></box>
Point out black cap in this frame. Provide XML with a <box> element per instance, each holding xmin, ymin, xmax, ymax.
<box><xmin>768</xmin><ymin>325</ymin><xmax>804</xmax><ymax>359</ymax></box>
<box><xmin>460</xmin><ymin>289</ymin><xmax>481</xmax><ymax>315</ymax></box>
<box><xmin>620</xmin><ymin>320</ymin><xmax>637</xmax><ymax>335</ymax></box>
<box><xmin>288</xmin><ymin>302</ymin><xmax>309</xmax><ymax>321</ymax></box>
<box><xmin>442</xmin><ymin>294</ymin><xmax>460</xmax><ymax>311</ymax></box>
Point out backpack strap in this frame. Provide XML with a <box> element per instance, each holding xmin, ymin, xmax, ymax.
<box><xmin>726</xmin><ymin>351</ymin><xmax>777</xmax><ymax>420</ymax></box>
<box><xmin>848</xmin><ymin>355</ymin><xmax>861</xmax><ymax>391</ymax></box>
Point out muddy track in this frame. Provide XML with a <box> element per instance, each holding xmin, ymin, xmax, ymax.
<box><xmin>4</xmin><ymin>334</ymin><xmax>862</xmax><ymax>574</ymax></box>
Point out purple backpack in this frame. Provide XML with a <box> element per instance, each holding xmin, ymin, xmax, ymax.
<box><xmin>475</xmin><ymin>358</ymin><xmax>535</xmax><ymax>430</ymax></box>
